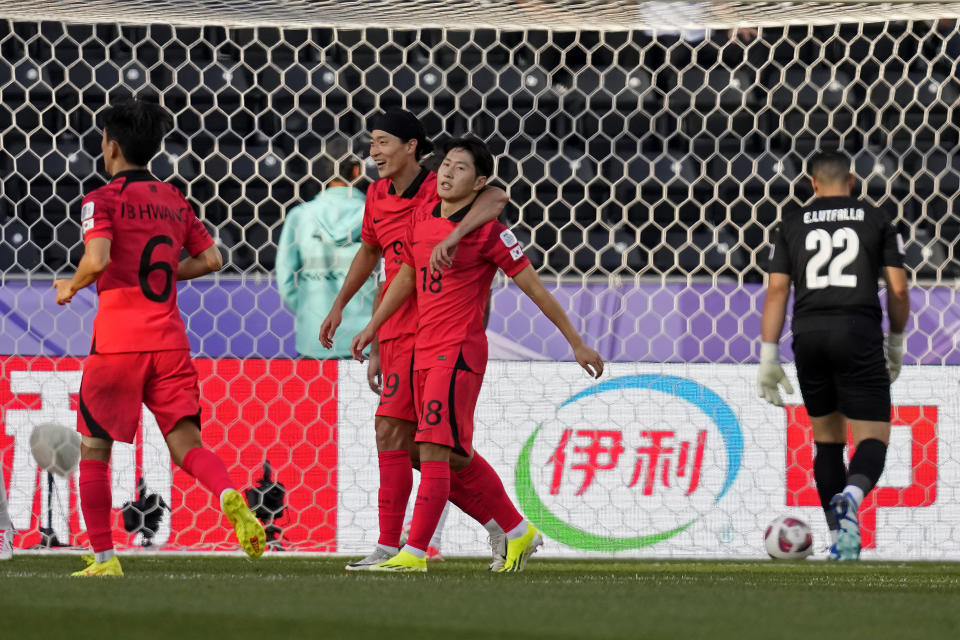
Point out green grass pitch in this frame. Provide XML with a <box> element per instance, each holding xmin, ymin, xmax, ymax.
<box><xmin>2</xmin><ymin>555</ymin><xmax>959</xmax><ymax>639</ymax></box>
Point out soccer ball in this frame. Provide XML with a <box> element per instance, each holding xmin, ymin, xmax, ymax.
<box><xmin>29</xmin><ymin>423</ymin><xmax>82</xmax><ymax>476</ymax></box>
<box><xmin>764</xmin><ymin>515</ymin><xmax>814</xmax><ymax>560</ymax></box>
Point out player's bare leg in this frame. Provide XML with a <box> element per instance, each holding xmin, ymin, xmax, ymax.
<box><xmin>73</xmin><ymin>436</ymin><xmax>123</xmax><ymax>577</ymax></box>
<box><xmin>166</xmin><ymin>419</ymin><xmax>265</xmax><ymax>559</ymax></box>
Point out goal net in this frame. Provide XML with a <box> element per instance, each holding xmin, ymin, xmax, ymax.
<box><xmin>1</xmin><ymin>1</ymin><xmax>958</xmax><ymax>559</ymax></box>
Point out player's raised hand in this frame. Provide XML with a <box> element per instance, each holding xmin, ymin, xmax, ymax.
<box><xmin>53</xmin><ymin>279</ymin><xmax>75</xmax><ymax>305</ymax></box>
<box><xmin>429</xmin><ymin>236</ymin><xmax>459</xmax><ymax>273</ymax></box>
<box><xmin>757</xmin><ymin>342</ymin><xmax>794</xmax><ymax>407</ymax></box>
<box><xmin>574</xmin><ymin>344</ymin><xmax>604</xmax><ymax>379</ymax></box>
<box><xmin>319</xmin><ymin>306</ymin><xmax>342</xmax><ymax>349</ymax></box>
<box><xmin>350</xmin><ymin>326</ymin><xmax>376</xmax><ymax>362</ymax></box>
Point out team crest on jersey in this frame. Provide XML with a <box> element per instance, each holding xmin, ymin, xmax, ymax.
<box><xmin>510</xmin><ymin>245</ymin><xmax>524</xmax><ymax>260</ymax></box>
<box><xmin>500</xmin><ymin>229</ymin><xmax>518</xmax><ymax>247</ymax></box>
<box><xmin>81</xmin><ymin>201</ymin><xmax>95</xmax><ymax>221</ymax></box>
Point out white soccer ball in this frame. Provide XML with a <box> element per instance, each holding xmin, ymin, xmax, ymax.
<box><xmin>29</xmin><ymin>423</ymin><xmax>82</xmax><ymax>476</ymax></box>
<box><xmin>764</xmin><ymin>515</ymin><xmax>814</xmax><ymax>560</ymax></box>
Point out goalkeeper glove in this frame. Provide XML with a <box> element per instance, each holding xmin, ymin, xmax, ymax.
<box><xmin>885</xmin><ymin>332</ymin><xmax>904</xmax><ymax>384</ymax></box>
<box><xmin>757</xmin><ymin>342</ymin><xmax>794</xmax><ymax>407</ymax></box>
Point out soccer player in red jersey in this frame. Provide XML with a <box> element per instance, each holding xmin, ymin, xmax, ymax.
<box><xmin>53</xmin><ymin>96</ymin><xmax>265</xmax><ymax>576</ymax></box>
<box><xmin>320</xmin><ymin>110</ymin><xmax>512</xmax><ymax>571</ymax></box>
<box><xmin>350</xmin><ymin>138</ymin><xmax>604</xmax><ymax>572</ymax></box>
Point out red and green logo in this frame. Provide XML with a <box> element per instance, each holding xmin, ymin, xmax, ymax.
<box><xmin>515</xmin><ymin>374</ymin><xmax>743</xmax><ymax>551</ymax></box>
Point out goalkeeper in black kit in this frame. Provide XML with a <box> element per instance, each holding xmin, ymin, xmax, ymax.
<box><xmin>757</xmin><ymin>150</ymin><xmax>910</xmax><ymax>561</ymax></box>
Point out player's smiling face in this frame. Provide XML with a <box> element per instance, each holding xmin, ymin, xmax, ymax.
<box><xmin>369</xmin><ymin>129</ymin><xmax>416</xmax><ymax>179</ymax></box>
<box><xmin>437</xmin><ymin>148</ymin><xmax>486</xmax><ymax>202</ymax></box>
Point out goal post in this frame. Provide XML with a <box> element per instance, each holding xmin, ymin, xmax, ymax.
<box><xmin>1</xmin><ymin>2</ymin><xmax>959</xmax><ymax>558</ymax></box>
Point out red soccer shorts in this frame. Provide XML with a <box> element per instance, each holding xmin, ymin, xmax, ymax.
<box><xmin>413</xmin><ymin>366</ymin><xmax>484</xmax><ymax>456</ymax></box>
<box><xmin>376</xmin><ymin>335</ymin><xmax>418</xmax><ymax>423</ymax></box>
<box><xmin>77</xmin><ymin>349</ymin><xmax>201</xmax><ymax>444</ymax></box>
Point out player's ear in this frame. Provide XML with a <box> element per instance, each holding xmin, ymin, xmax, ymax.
<box><xmin>809</xmin><ymin>175</ymin><xmax>818</xmax><ymax>195</ymax></box>
<box><xmin>474</xmin><ymin>175</ymin><xmax>487</xmax><ymax>192</ymax></box>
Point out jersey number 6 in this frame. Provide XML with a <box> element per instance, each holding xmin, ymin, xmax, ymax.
<box><xmin>139</xmin><ymin>234</ymin><xmax>174</xmax><ymax>303</ymax></box>
<box><xmin>805</xmin><ymin>227</ymin><xmax>858</xmax><ymax>289</ymax></box>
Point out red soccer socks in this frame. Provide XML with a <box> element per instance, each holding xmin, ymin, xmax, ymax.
<box><xmin>181</xmin><ymin>447</ymin><xmax>234</xmax><ymax>498</ymax></box>
<box><xmin>377</xmin><ymin>450</ymin><xmax>413</xmax><ymax>549</ymax></box>
<box><xmin>405</xmin><ymin>461</ymin><xmax>450</xmax><ymax>553</ymax></box>
<box><xmin>78</xmin><ymin>459</ymin><xmax>113</xmax><ymax>553</ymax></box>
<box><xmin>448</xmin><ymin>466</ymin><xmax>492</xmax><ymax>525</ymax></box>
<box><xmin>453</xmin><ymin>453</ymin><xmax>524</xmax><ymax>534</ymax></box>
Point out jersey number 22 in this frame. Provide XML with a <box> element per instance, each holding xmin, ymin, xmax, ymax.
<box><xmin>805</xmin><ymin>227</ymin><xmax>858</xmax><ymax>289</ymax></box>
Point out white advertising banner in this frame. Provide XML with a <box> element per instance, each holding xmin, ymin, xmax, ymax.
<box><xmin>338</xmin><ymin>361</ymin><xmax>960</xmax><ymax>560</ymax></box>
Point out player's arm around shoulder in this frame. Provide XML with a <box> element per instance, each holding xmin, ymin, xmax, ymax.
<box><xmin>511</xmin><ymin>264</ymin><xmax>604</xmax><ymax>379</ymax></box>
<box><xmin>430</xmin><ymin>186</ymin><xmax>508</xmax><ymax>272</ymax></box>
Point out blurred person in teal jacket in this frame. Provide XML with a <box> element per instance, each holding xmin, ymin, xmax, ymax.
<box><xmin>276</xmin><ymin>155</ymin><xmax>376</xmax><ymax>358</ymax></box>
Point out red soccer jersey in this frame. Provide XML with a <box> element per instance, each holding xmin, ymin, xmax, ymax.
<box><xmin>401</xmin><ymin>199</ymin><xmax>531</xmax><ymax>374</ymax></box>
<box><xmin>81</xmin><ymin>169</ymin><xmax>214</xmax><ymax>354</ymax></box>
<box><xmin>361</xmin><ymin>167</ymin><xmax>437</xmax><ymax>341</ymax></box>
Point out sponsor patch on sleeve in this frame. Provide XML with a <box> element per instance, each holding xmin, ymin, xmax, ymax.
<box><xmin>82</xmin><ymin>218</ymin><xmax>94</xmax><ymax>232</ymax></box>
<box><xmin>500</xmin><ymin>229</ymin><xmax>518</xmax><ymax>247</ymax></box>
<box><xmin>510</xmin><ymin>245</ymin><xmax>524</xmax><ymax>260</ymax></box>
<box><xmin>896</xmin><ymin>233</ymin><xmax>905</xmax><ymax>256</ymax></box>
<box><xmin>81</xmin><ymin>201</ymin><xmax>95</xmax><ymax>221</ymax></box>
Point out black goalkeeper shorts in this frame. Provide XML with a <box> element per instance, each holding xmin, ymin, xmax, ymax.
<box><xmin>792</xmin><ymin>316</ymin><xmax>891</xmax><ymax>422</ymax></box>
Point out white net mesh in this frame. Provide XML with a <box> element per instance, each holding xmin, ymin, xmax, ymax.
<box><xmin>5</xmin><ymin>1</ymin><xmax>960</xmax><ymax>29</ymax></box>
<box><xmin>1</xmin><ymin>2</ymin><xmax>959</xmax><ymax>557</ymax></box>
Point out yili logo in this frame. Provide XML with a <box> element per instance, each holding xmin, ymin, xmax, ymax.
<box><xmin>515</xmin><ymin>374</ymin><xmax>744</xmax><ymax>551</ymax></box>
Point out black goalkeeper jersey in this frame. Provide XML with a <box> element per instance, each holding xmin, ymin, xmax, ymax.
<box><xmin>767</xmin><ymin>195</ymin><xmax>904</xmax><ymax>332</ymax></box>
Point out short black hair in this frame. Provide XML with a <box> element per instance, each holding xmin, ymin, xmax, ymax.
<box><xmin>438</xmin><ymin>137</ymin><xmax>494</xmax><ymax>179</ymax></box>
<box><xmin>368</xmin><ymin>108</ymin><xmax>434</xmax><ymax>160</ymax></box>
<box><xmin>808</xmin><ymin>150</ymin><xmax>851</xmax><ymax>184</ymax></box>
<box><xmin>99</xmin><ymin>95</ymin><xmax>173</xmax><ymax>166</ymax></box>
